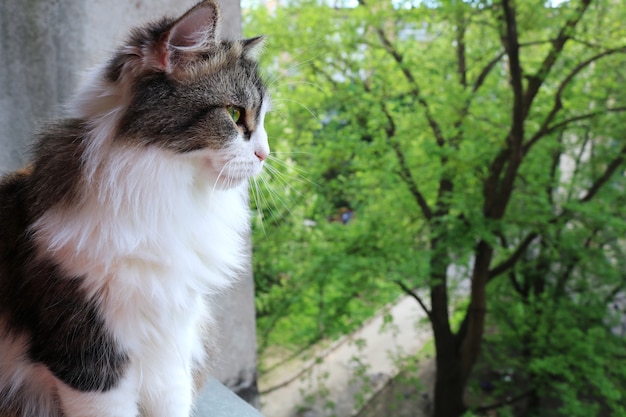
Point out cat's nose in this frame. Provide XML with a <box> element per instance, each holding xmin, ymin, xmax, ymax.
<box><xmin>252</xmin><ymin>127</ymin><xmax>270</xmax><ymax>162</ymax></box>
<box><xmin>255</xmin><ymin>149</ymin><xmax>268</xmax><ymax>162</ymax></box>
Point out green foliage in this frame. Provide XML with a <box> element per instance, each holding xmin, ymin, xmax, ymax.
<box><xmin>245</xmin><ymin>0</ymin><xmax>626</xmax><ymax>414</ymax></box>
<box><xmin>247</xmin><ymin>3</ymin><xmax>433</xmax><ymax>353</ymax></box>
<box><xmin>486</xmin><ymin>286</ymin><xmax>626</xmax><ymax>416</ymax></box>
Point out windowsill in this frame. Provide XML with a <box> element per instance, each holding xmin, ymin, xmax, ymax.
<box><xmin>195</xmin><ymin>377</ymin><xmax>264</xmax><ymax>416</ymax></box>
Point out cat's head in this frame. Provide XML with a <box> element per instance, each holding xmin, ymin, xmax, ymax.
<box><xmin>79</xmin><ymin>0</ymin><xmax>270</xmax><ymax>190</ymax></box>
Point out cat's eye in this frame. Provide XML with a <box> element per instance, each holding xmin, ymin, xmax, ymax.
<box><xmin>227</xmin><ymin>106</ymin><xmax>243</xmax><ymax>124</ymax></box>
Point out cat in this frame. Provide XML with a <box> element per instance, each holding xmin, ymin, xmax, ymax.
<box><xmin>0</xmin><ymin>1</ymin><xmax>269</xmax><ymax>416</ymax></box>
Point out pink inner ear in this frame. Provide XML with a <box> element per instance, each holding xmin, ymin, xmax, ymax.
<box><xmin>168</xmin><ymin>6</ymin><xmax>217</xmax><ymax>49</ymax></box>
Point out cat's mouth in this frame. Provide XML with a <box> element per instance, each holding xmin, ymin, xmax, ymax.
<box><xmin>223</xmin><ymin>164</ymin><xmax>263</xmax><ymax>183</ymax></box>
<box><xmin>202</xmin><ymin>156</ymin><xmax>263</xmax><ymax>189</ymax></box>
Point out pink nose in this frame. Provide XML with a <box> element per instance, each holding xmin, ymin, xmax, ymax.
<box><xmin>255</xmin><ymin>150</ymin><xmax>268</xmax><ymax>162</ymax></box>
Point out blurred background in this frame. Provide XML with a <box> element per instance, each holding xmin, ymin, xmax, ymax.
<box><xmin>242</xmin><ymin>1</ymin><xmax>626</xmax><ymax>416</ymax></box>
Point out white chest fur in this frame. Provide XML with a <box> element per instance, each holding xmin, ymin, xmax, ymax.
<box><xmin>32</xmin><ymin>145</ymin><xmax>249</xmax><ymax>377</ymax></box>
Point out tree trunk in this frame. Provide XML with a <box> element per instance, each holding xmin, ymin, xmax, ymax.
<box><xmin>429</xmin><ymin>235</ymin><xmax>467</xmax><ymax>417</ymax></box>
<box><xmin>429</xmin><ymin>238</ymin><xmax>495</xmax><ymax>416</ymax></box>
<box><xmin>433</xmin><ymin>332</ymin><xmax>467</xmax><ymax>417</ymax></box>
<box><xmin>462</xmin><ymin>240</ymin><xmax>493</xmax><ymax>379</ymax></box>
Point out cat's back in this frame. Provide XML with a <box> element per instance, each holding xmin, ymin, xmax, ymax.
<box><xmin>0</xmin><ymin>170</ymin><xmax>35</xmax><ymax>417</ymax></box>
<box><xmin>0</xmin><ymin>168</ymin><xmax>33</xmax><ymax>313</ymax></box>
<box><xmin>0</xmin><ymin>168</ymin><xmax>31</xmax><ymax>263</ymax></box>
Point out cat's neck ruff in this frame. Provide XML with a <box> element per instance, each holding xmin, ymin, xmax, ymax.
<box><xmin>32</xmin><ymin>80</ymin><xmax>249</xmax><ymax>293</ymax></box>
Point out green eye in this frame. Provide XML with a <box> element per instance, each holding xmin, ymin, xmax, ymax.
<box><xmin>227</xmin><ymin>106</ymin><xmax>242</xmax><ymax>124</ymax></box>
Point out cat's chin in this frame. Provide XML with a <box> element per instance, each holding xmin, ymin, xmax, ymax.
<box><xmin>211</xmin><ymin>175</ymin><xmax>249</xmax><ymax>190</ymax></box>
<box><xmin>198</xmin><ymin>157</ymin><xmax>263</xmax><ymax>190</ymax></box>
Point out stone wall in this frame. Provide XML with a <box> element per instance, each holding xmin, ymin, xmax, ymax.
<box><xmin>0</xmin><ymin>0</ymin><xmax>258</xmax><ymax>406</ymax></box>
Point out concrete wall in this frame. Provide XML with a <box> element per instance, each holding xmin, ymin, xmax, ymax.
<box><xmin>0</xmin><ymin>0</ymin><xmax>84</xmax><ymax>173</ymax></box>
<box><xmin>0</xmin><ymin>0</ymin><xmax>258</xmax><ymax>406</ymax></box>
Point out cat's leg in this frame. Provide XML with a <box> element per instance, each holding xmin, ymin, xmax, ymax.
<box><xmin>138</xmin><ymin>302</ymin><xmax>209</xmax><ymax>417</ymax></box>
<box><xmin>55</xmin><ymin>369</ymin><xmax>141</xmax><ymax>417</ymax></box>
<box><xmin>138</xmin><ymin>358</ymin><xmax>195</xmax><ymax>417</ymax></box>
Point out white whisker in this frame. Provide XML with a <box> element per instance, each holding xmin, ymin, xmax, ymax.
<box><xmin>266</xmin><ymin>158</ymin><xmax>321</xmax><ymax>189</ymax></box>
<box><xmin>259</xmin><ymin>174</ymin><xmax>296</xmax><ymax>224</ymax></box>
<box><xmin>270</xmin><ymin>98</ymin><xmax>320</xmax><ymax>122</ymax></box>
<box><xmin>250</xmin><ymin>176</ymin><xmax>267</xmax><ymax>237</ymax></box>
<box><xmin>265</xmin><ymin>48</ymin><xmax>326</xmax><ymax>90</ymax></box>
<box><xmin>209</xmin><ymin>158</ymin><xmax>234</xmax><ymax>205</ymax></box>
<box><xmin>271</xmin><ymin>80</ymin><xmax>328</xmax><ymax>95</ymax></box>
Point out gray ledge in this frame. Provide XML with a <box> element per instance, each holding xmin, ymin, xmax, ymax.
<box><xmin>195</xmin><ymin>377</ymin><xmax>265</xmax><ymax>417</ymax></box>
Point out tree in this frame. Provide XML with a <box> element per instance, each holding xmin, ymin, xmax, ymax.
<box><xmin>246</xmin><ymin>0</ymin><xmax>626</xmax><ymax>415</ymax></box>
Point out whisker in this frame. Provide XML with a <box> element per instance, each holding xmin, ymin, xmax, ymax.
<box><xmin>265</xmin><ymin>48</ymin><xmax>326</xmax><ymax>90</ymax></box>
<box><xmin>268</xmin><ymin>108</ymin><xmax>289</xmax><ymax>122</ymax></box>
<box><xmin>263</xmin><ymin>164</ymin><xmax>298</xmax><ymax>188</ymax></box>
<box><xmin>250</xmin><ymin>176</ymin><xmax>267</xmax><ymax>237</ymax></box>
<box><xmin>259</xmin><ymin>176</ymin><xmax>283</xmax><ymax>223</ymax></box>
<box><xmin>266</xmin><ymin>158</ymin><xmax>321</xmax><ymax>189</ymax></box>
<box><xmin>271</xmin><ymin>98</ymin><xmax>320</xmax><ymax>122</ymax></box>
<box><xmin>269</xmin><ymin>151</ymin><xmax>315</xmax><ymax>156</ymax></box>
<box><xmin>248</xmin><ymin>160</ymin><xmax>311</xmax><ymax>228</ymax></box>
<box><xmin>209</xmin><ymin>159</ymin><xmax>234</xmax><ymax>204</ymax></box>
<box><xmin>260</xmin><ymin>174</ymin><xmax>297</xmax><ymax>223</ymax></box>
<box><xmin>271</xmin><ymin>80</ymin><xmax>329</xmax><ymax>95</ymax></box>
<box><xmin>252</xmin><ymin>179</ymin><xmax>279</xmax><ymax>228</ymax></box>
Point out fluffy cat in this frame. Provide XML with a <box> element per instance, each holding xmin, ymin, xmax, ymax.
<box><xmin>0</xmin><ymin>1</ymin><xmax>269</xmax><ymax>416</ymax></box>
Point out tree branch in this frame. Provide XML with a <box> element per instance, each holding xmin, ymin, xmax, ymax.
<box><xmin>488</xmin><ymin>232</ymin><xmax>539</xmax><ymax>281</ymax></box>
<box><xmin>391</xmin><ymin>141</ymin><xmax>434</xmax><ymax>221</ymax></box>
<box><xmin>553</xmin><ymin>230</ymin><xmax>596</xmax><ymax>300</ymax></box>
<box><xmin>508</xmin><ymin>270</ymin><xmax>526</xmax><ymax>298</ymax></box>
<box><xmin>546</xmin><ymin>130</ymin><xmax>565</xmax><ymax>206</ymax></box>
<box><xmin>462</xmin><ymin>239</ymin><xmax>493</xmax><ymax>380</ymax></box>
<box><xmin>450</xmin><ymin>49</ymin><xmax>506</xmax><ymax>148</ymax></box>
<box><xmin>570</xmin><ymin>36</ymin><xmax>609</xmax><ymax>50</ymax></box>
<box><xmin>373</xmin><ymin>26</ymin><xmax>447</xmax><ymax>147</ymax></box>
<box><xmin>580</xmin><ymin>143</ymin><xmax>626</xmax><ymax>203</ymax></box>
<box><xmin>489</xmin><ymin>140</ymin><xmax>626</xmax><ymax>283</ymax></box>
<box><xmin>501</xmin><ymin>0</ymin><xmax>524</xmax><ymax>145</ymax></box>
<box><xmin>395</xmin><ymin>280</ymin><xmax>433</xmax><ymax>321</ymax></box>
<box><xmin>456</xmin><ymin>12</ymin><xmax>468</xmax><ymax>88</ymax></box>
<box><xmin>472</xmin><ymin>50</ymin><xmax>506</xmax><ymax>93</ymax></box>
<box><xmin>540</xmin><ymin>106</ymin><xmax>626</xmax><ymax>140</ymax></box>
<box><xmin>381</xmin><ymin>103</ymin><xmax>434</xmax><ymax>221</ymax></box>
<box><xmin>522</xmin><ymin>0</ymin><xmax>592</xmax><ymax>115</ymax></box>
<box><xmin>482</xmin><ymin>146</ymin><xmax>511</xmax><ymax>218</ymax></box>
<box><xmin>524</xmin><ymin>46</ymin><xmax>626</xmax><ymax>153</ymax></box>
<box><xmin>605</xmin><ymin>275</ymin><xmax>626</xmax><ymax>306</ymax></box>
<box><xmin>484</xmin><ymin>0</ymin><xmax>524</xmax><ymax>221</ymax></box>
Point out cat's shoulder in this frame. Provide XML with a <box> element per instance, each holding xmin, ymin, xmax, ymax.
<box><xmin>0</xmin><ymin>167</ymin><xmax>32</xmax><ymax>257</ymax></box>
<box><xmin>0</xmin><ymin>166</ymin><xmax>31</xmax><ymax>208</ymax></box>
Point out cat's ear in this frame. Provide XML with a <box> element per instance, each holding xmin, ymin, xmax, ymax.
<box><xmin>156</xmin><ymin>1</ymin><xmax>221</xmax><ymax>72</ymax></box>
<box><xmin>167</xmin><ymin>1</ymin><xmax>220</xmax><ymax>50</ymax></box>
<box><xmin>242</xmin><ymin>36</ymin><xmax>265</xmax><ymax>61</ymax></box>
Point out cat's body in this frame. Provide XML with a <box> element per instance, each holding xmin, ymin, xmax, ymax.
<box><xmin>0</xmin><ymin>2</ymin><xmax>269</xmax><ymax>416</ymax></box>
